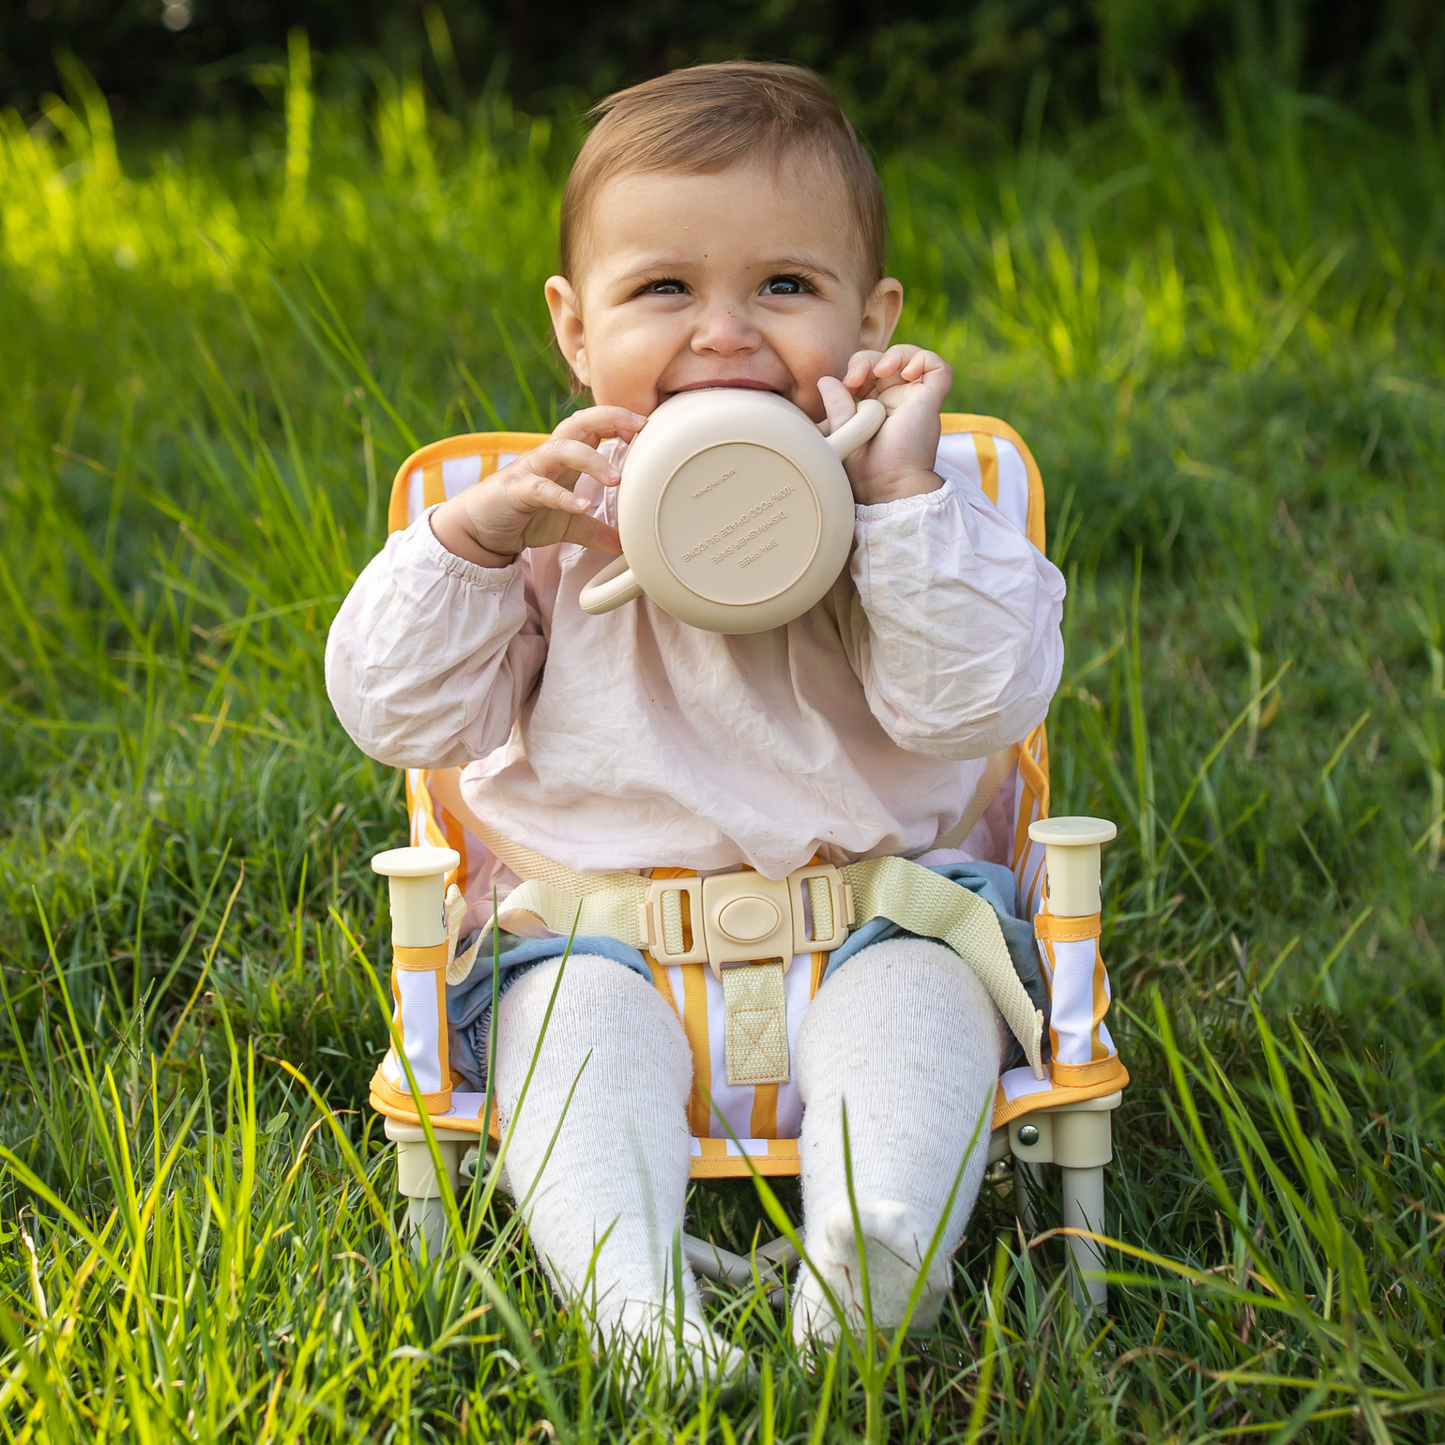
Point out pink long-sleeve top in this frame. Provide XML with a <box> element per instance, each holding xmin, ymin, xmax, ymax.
<box><xmin>326</xmin><ymin>445</ymin><xmax>1065</xmax><ymax>885</ymax></box>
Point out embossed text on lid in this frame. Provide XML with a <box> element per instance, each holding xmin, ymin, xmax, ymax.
<box><xmin>655</xmin><ymin>442</ymin><xmax>819</xmax><ymax>606</ymax></box>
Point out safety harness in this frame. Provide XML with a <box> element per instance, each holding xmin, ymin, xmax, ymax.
<box><xmin>465</xmin><ymin>814</ymin><xmax>1047</xmax><ymax>1089</ymax></box>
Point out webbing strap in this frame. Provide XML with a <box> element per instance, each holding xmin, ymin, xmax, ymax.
<box><xmin>839</xmin><ymin>856</ymin><xmax>1044</xmax><ymax>1078</ymax></box>
<box><xmin>806</xmin><ymin>874</ymin><xmax>833</xmax><ymax>940</ymax></box>
<box><xmin>720</xmin><ymin>962</ymin><xmax>790</xmax><ymax>1085</ymax></box>
<box><xmin>497</xmin><ymin>875</ymin><xmax>648</xmax><ymax>945</ymax></box>
<box><xmin>444</xmin><ymin>883</ymin><xmax>474</xmax><ymax>983</ymax></box>
<box><xmin>447</xmin><ymin>931</ymin><xmax>485</xmax><ymax>986</ymax></box>
<box><xmin>429</xmin><ymin>769</ymin><xmax>644</xmax><ymax>898</ymax></box>
<box><xmin>932</xmin><ymin>744</ymin><xmax>1020</xmax><ymax>852</ymax></box>
<box><xmin>493</xmin><ymin>849</ymin><xmax>1044</xmax><ymax>1079</ymax></box>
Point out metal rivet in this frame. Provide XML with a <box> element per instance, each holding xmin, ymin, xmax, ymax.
<box><xmin>1017</xmin><ymin>1124</ymin><xmax>1040</xmax><ymax>1147</ymax></box>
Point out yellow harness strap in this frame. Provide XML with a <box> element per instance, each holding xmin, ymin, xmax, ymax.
<box><xmin>931</xmin><ymin>744</ymin><xmax>1019</xmax><ymax>851</ymax></box>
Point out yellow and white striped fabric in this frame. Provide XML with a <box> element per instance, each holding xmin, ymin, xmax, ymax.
<box><xmin>382</xmin><ymin>415</ymin><xmax>1112</xmax><ymax>1174</ymax></box>
<box><xmin>371</xmin><ymin>941</ymin><xmax>451</xmax><ymax>1113</ymax></box>
<box><xmin>992</xmin><ymin>904</ymin><xmax>1128</xmax><ymax>1127</ymax></box>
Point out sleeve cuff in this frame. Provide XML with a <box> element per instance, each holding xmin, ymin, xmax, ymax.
<box><xmin>854</xmin><ymin>474</ymin><xmax>956</xmax><ymax>526</ymax></box>
<box><xmin>417</xmin><ymin>505</ymin><xmax>520</xmax><ymax>590</ymax></box>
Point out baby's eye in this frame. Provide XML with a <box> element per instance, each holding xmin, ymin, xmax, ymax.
<box><xmin>760</xmin><ymin>275</ymin><xmax>809</xmax><ymax>296</ymax></box>
<box><xmin>641</xmin><ymin>278</ymin><xmax>687</xmax><ymax>295</ymax></box>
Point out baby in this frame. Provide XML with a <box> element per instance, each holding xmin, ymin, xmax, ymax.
<box><xmin>327</xmin><ymin>62</ymin><xmax>1064</xmax><ymax>1379</ymax></box>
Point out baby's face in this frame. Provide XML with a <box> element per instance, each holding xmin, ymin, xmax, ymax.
<box><xmin>546</xmin><ymin>160</ymin><xmax>902</xmax><ymax>423</ymax></box>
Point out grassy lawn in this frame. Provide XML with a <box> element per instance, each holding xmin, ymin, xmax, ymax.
<box><xmin>1</xmin><ymin>51</ymin><xmax>1443</xmax><ymax>1440</ymax></box>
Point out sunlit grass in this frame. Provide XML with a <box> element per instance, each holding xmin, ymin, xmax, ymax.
<box><xmin>1</xmin><ymin>44</ymin><xmax>1442</xmax><ymax>1439</ymax></box>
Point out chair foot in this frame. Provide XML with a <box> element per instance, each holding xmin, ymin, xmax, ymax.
<box><xmin>683</xmin><ymin>1234</ymin><xmax>755</xmax><ymax>1288</ymax></box>
<box><xmin>386</xmin><ymin>1124</ymin><xmax>469</xmax><ymax>1261</ymax></box>
<box><xmin>1060</xmin><ymin>1164</ymin><xmax>1107</xmax><ymax>1311</ymax></box>
<box><xmin>684</xmin><ymin>1232</ymin><xmax>793</xmax><ymax>1306</ymax></box>
<box><xmin>405</xmin><ymin>1195</ymin><xmax>451</xmax><ymax>1258</ymax></box>
<box><xmin>1009</xmin><ymin>1100</ymin><xmax>1116</xmax><ymax>1311</ymax></box>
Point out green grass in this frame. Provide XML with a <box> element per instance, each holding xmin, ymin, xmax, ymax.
<box><xmin>1</xmin><ymin>47</ymin><xmax>1444</xmax><ymax>1440</ymax></box>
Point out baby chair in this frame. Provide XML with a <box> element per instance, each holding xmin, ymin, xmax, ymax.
<box><xmin>366</xmin><ymin>417</ymin><xmax>1128</xmax><ymax>1310</ymax></box>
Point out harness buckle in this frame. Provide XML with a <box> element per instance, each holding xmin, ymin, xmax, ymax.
<box><xmin>640</xmin><ymin>864</ymin><xmax>855</xmax><ymax>978</ymax></box>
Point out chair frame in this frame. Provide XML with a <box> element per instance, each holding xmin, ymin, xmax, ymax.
<box><xmin>370</xmin><ymin>416</ymin><xmax>1122</xmax><ymax>1312</ymax></box>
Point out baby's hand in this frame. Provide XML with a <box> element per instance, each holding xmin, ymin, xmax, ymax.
<box><xmin>430</xmin><ymin>407</ymin><xmax>647</xmax><ymax>568</ymax></box>
<box><xmin>819</xmin><ymin>345</ymin><xmax>952</xmax><ymax>506</ymax></box>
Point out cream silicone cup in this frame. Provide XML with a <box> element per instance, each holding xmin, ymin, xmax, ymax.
<box><xmin>578</xmin><ymin>388</ymin><xmax>886</xmax><ymax>634</ymax></box>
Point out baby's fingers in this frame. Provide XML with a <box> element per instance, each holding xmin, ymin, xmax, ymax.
<box><xmin>530</xmin><ymin>437</ymin><xmax>622</xmax><ymax>491</ymax></box>
<box><xmin>506</xmin><ymin>472</ymin><xmax>590</xmax><ymax>521</ymax></box>
<box><xmin>897</xmin><ymin>348</ymin><xmax>949</xmax><ymax>382</ymax></box>
<box><xmin>871</xmin><ymin>345</ymin><xmax>951</xmax><ymax>400</ymax></box>
<box><xmin>871</xmin><ymin>344</ymin><xmax>932</xmax><ymax>381</ymax></box>
<box><xmin>552</xmin><ymin>405</ymin><xmax>648</xmax><ymax>446</ymax></box>
<box><xmin>816</xmin><ymin>375</ymin><xmax>860</xmax><ymax>435</ymax></box>
<box><xmin>523</xmin><ymin>506</ymin><xmax>621</xmax><ymax>555</ymax></box>
<box><xmin>843</xmin><ymin>350</ymin><xmax>884</xmax><ymax>392</ymax></box>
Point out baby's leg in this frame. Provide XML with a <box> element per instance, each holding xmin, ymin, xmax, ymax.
<box><xmin>493</xmin><ymin>953</ymin><xmax>743</xmax><ymax>1384</ymax></box>
<box><xmin>792</xmin><ymin>937</ymin><xmax>1010</xmax><ymax>1345</ymax></box>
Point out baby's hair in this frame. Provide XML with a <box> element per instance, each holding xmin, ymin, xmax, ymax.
<box><xmin>560</xmin><ymin>62</ymin><xmax>888</xmax><ymax>286</ymax></box>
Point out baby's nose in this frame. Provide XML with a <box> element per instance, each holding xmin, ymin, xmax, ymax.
<box><xmin>691</xmin><ymin>305</ymin><xmax>761</xmax><ymax>355</ymax></box>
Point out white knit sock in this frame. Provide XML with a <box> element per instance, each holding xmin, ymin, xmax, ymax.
<box><xmin>494</xmin><ymin>954</ymin><xmax>747</xmax><ymax>1388</ymax></box>
<box><xmin>791</xmin><ymin>938</ymin><xmax>1010</xmax><ymax>1345</ymax></box>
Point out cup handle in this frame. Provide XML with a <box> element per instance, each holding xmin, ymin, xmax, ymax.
<box><xmin>579</xmin><ymin>555</ymin><xmax>643</xmax><ymax>615</ymax></box>
<box><xmin>825</xmin><ymin>397</ymin><xmax>887</xmax><ymax>460</ymax></box>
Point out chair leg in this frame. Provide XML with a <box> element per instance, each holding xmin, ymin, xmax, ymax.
<box><xmin>1060</xmin><ymin>1164</ymin><xmax>1107</xmax><ymax>1311</ymax></box>
<box><xmin>406</xmin><ymin>1196</ymin><xmax>451</xmax><ymax>1257</ymax></box>
<box><xmin>683</xmin><ymin>1233</ymin><xmax>755</xmax><ymax>1288</ymax></box>
<box><xmin>1013</xmin><ymin>1159</ymin><xmax>1042</xmax><ymax>1236</ymax></box>
<box><xmin>1012</xmin><ymin>1102</ymin><xmax>1116</xmax><ymax>1311</ymax></box>
<box><xmin>685</xmin><ymin>1232</ymin><xmax>793</xmax><ymax>1307</ymax></box>
<box><xmin>394</xmin><ymin>1137</ymin><xmax>460</xmax><ymax>1260</ymax></box>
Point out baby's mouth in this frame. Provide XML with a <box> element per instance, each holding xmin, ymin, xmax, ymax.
<box><xmin>665</xmin><ymin>378</ymin><xmax>787</xmax><ymax>396</ymax></box>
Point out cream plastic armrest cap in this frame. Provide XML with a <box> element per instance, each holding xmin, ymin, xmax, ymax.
<box><xmin>1028</xmin><ymin>817</ymin><xmax>1117</xmax><ymax>847</ymax></box>
<box><xmin>372</xmin><ymin>846</ymin><xmax>461</xmax><ymax>878</ymax></box>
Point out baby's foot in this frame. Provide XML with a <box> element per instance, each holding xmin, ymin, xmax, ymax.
<box><xmin>791</xmin><ymin>1199</ymin><xmax>952</xmax><ymax>1347</ymax></box>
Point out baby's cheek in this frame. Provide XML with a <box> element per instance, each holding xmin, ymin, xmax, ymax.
<box><xmin>788</xmin><ymin>361</ymin><xmax>850</xmax><ymax>423</ymax></box>
<box><xmin>595</xmin><ymin>313</ymin><xmax>695</xmax><ymax>409</ymax></box>
<box><xmin>789</xmin><ymin>380</ymin><xmax>828</xmax><ymax>424</ymax></box>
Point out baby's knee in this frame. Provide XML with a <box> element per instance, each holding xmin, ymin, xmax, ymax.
<box><xmin>500</xmin><ymin>951</ymin><xmax>647</xmax><ymax>1024</ymax></box>
<box><xmin>496</xmin><ymin>953</ymin><xmax>691</xmax><ymax>1091</ymax></box>
<box><xmin>797</xmin><ymin>937</ymin><xmax>1009</xmax><ymax>1076</ymax></box>
<box><xmin>808</xmin><ymin>936</ymin><xmax>996</xmax><ymax>1025</ymax></box>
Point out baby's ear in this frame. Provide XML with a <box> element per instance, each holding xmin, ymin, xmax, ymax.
<box><xmin>545</xmin><ymin>275</ymin><xmax>591</xmax><ymax>388</ymax></box>
<box><xmin>548</xmin><ymin>336</ymin><xmax>591</xmax><ymax>397</ymax></box>
<box><xmin>861</xmin><ymin>278</ymin><xmax>904</xmax><ymax>352</ymax></box>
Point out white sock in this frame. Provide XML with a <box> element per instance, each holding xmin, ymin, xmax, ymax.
<box><xmin>494</xmin><ymin>953</ymin><xmax>748</xmax><ymax>1388</ymax></box>
<box><xmin>791</xmin><ymin>938</ymin><xmax>1010</xmax><ymax>1345</ymax></box>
